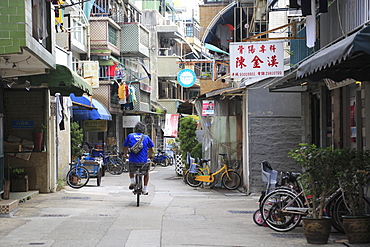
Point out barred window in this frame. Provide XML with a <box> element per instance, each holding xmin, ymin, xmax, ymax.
<box><xmin>108</xmin><ymin>25</ymin><xmax>117</xmax><ymax>45</ymax></box>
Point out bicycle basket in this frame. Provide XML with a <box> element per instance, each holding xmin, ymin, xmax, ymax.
<box><xmin>189</xmin><ymin>163</ymin><xmax>198</xmax><ymax>173</ymax></box>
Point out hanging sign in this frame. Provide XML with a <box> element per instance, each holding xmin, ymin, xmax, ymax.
<box><xmin>84</xmin><ymin>120</ymin><xmax>107</xmax><ymax>132</ymax></box>
<box><xmin>230</xmin><ymin>41</ymin><xmax>284</xmax><ymax>78</ymax></box>
<box><xmin>163</xmin><ymin>114</ymin><xmax>179</xmax><ymax>137</ymax></box>
<box><xmin>177</xmin><ymin>69</ymin><xmax>196</xmax><ymax>87</ymax></box>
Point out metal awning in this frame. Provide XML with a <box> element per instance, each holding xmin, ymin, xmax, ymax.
<box><xmin>70</xmin><ymin>93</ymin><xmax>112</xmax><ymax>121</ymax></box>
<box><xmin>297</xmin><ymin>25</ymin><xmax>370</xmax><ymax>81</ymax></box>
<box><xmin>267</xmin><ymin>69</ymin><xmax>309</xmax><ymax>92</ymax></box>
<box><xmin>18</xmin><ymin>64</ymin><xmax>92</xmax><ymax>96</ymax></box>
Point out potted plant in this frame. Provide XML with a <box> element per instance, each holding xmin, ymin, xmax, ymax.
<box><xmin>10</xmin><ymin>168</ymin><xmax>29</xmax><ymax>192</ymax></box>
<box><xmin>33</xmin><ymin>123</ymin><xmax>46</xmax><ymax>151</ymax></box>
<box><xmin>335</xmin><ymin>148</ymin><xmax>370</xmax><ymax>244</ymax></box>
<box><xmin>288</xmin><ymin>143</ymin><xmax>338</xmax><ymax>244</ymax></box>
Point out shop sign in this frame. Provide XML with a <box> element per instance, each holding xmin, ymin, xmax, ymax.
<box><xmin>123</xmin><ymin>115</ymin><xmax>140</xmax><ymax>128</ymax></box>
<box><xmin>177</xmin><ymin>69</ymin><xmax>196</xmax><ymax>87</ymax></box>
<box><xmin>230</xmin><ymin>41</ymin><xmax>284</xmax><ymax>78</ymax></box>
<box><xmin>12</xmin><ymin>120</ymin><xmax>34</xmax><ymax>129</ymax></box>
<box><xmin>84</xmin><ymin>120</ymin><xmax>107</xmax><ymax>132</ymax></box>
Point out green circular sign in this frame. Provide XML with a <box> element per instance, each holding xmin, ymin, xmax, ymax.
<box><xmin>177</xmin><ymin>69</ymin><xmax>196</xmax><ymax>87</ymax></box>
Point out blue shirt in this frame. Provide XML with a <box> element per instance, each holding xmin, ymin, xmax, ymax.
<box><xmin>123</xmin><ymin>133</ymin><xmax>154</xmax><ymax>163</ymax></box>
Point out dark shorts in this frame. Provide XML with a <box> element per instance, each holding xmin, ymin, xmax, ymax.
<box><xmin>129</xmin><ymin>162</ymin><xmax>149</xmax><ymax>174</ymax></box>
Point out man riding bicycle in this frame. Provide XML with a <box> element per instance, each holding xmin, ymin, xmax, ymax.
<box><xmin>123</xmin><ymin>122</ymin><xmax>154</xmax><ymax>195</ymax></box>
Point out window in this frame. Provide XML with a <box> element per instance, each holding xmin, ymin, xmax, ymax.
<box><xmin>32</xmin><ymin>0</ymin><xmax>52</xmax><ymax>50</ymax></box>
<box><xmin>108</xmin><ymin>25</ymin><xmax>117</xmax><ymax>45</ymax></box>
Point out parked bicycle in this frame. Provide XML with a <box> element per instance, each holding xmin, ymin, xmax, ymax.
<box><xmin>252</xmin><ymin>161</ymin><xmax>301</xmax><ymax>226</ymax></box>
<box><xmin>66</xmin><ymin>155</ymin><xmax>103</xmax><ymax>188</ymax></box>
<box><xmin>152</xmin><ymin>148</ymin><xmax>174</xmax><ymax>168</ymax></box>
<box><xmin>184</xmin><ymin>153</ymin><xmax>241</xmax><ymax>190</ymax></box>
<box><xmin>132</xmin><ymin>161</ymin><xmax>152</xmax><ymax>207</ymax></box>
<box><xmin>259</xmin><ymin>180</ymin><xmax>370</xmax><ymax>232</ymax></box>
<box><xmin>105</xmin><ymin>148</ymin><xmax>128</xmax><ymax>175</ymax></box>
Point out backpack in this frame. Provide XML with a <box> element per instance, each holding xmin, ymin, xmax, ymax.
<box><xmin>129</xmin><ymin>134</ymin><xmax>144</xmax><ymax>154</ymax></box>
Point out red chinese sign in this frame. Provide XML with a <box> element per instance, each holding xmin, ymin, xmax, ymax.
<box><xmin>230</xmin><ymin>41</ymin><xmax>284</xmax><ymax>78</ymax></box>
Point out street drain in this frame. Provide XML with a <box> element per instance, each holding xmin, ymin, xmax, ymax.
<box><xmin>61</xmin><ymin>197</ymin><xmax>90</xmax><ymax>200</ymax></box>
<box><xmin>228</xmin><ymin>210</ymin><xmax>254</xmax><ymax>214</ymax></box>
<box><xmin>41</xmin><ymin>214</ymin><xmax>69</xmax><ymax>217</ymax></box>
<box><xmin>271</xmin><ymin>233</ymin><xmax>305</xmax><ymax>239</ymax></box>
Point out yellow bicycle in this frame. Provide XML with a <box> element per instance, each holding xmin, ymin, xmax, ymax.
<box><xmin>184</xmin><ymin>153</ymin><xmax>241</xmax><ymax>190</ymax></box>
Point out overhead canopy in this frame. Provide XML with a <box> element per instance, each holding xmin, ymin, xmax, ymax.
<box><xmin>201</xmin><ymin>1</ymin><xmax>246</xmax><ymax>51</ymax></box>
<box><xmin>19</xmin><ymin>64</ymin><xmax>92</xmax><ymax>96</ymax></box>
<box><xmin>297</xmin><ymin>25</ymin><xmax>370</xmax><ymax>81</ymax></box>
<box><xmin>70</xmin><ymin>93</ymin><xmax>112</xmax><ymax>121</ymax></box>
<box><xmin>204</xmin><ymin>43</ymin><xmax>229</xmax><ymax>55</ymax></box>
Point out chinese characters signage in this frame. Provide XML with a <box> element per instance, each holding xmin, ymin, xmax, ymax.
<box><xmin>230</xmin><ymin>41</ymin><xmax>284</xmax><ymax>78</ymax></box>
<box><xmin>123</xmin><ymin>115</ymin><xmax>140</xmax><ymax>128</ymax></box>
<box><xmin>163</xmin><ymin>114</ymin><xmax>179</xmax><ymax>137</ymax></box>
<box><xmin>84</xmin><ymin>120</ymin><xmax>107</xmax><ymax>132</ymax></box>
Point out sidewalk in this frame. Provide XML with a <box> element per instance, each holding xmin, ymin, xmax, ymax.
<box><xmin>0</xmin><ymin>166</ymin><xmax>359</xmax><ymax>247</ymax></box>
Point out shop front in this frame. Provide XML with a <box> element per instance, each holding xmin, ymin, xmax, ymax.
<box><xmin>2</xmin><ymin>65</ymin><xmax>92</xmax><ymax>195</ymax></box>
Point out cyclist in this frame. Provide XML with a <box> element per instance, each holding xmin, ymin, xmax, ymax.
<box><xmin>123</xmin><ymin>122</ymin><xmax>154</xmax><ymax>195</ymax></box>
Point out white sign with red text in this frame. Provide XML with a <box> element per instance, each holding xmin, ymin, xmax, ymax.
<box><xmin>230</xmin><ymin>41</ymin><xmax>284</xmax><ymax>78</ymax></box>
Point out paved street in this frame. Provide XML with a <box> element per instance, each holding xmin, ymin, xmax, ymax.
<box><xmin>0</xmin><ymin>165</ymin><xmax>356</xmax><ymax>247</ymax></box>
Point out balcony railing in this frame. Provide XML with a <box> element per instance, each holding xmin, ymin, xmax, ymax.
<box><xmin>319</xmin><ymin>0</ymin><xmax>370</xmax><ymax>47</ymax></box>
<box><xmin>157</xmin><ymin>56</ymin><xmax>182</xmax><ymax>79</ymax></box>
<box><xmin>290</xmin><ymin>0</ymin><xmax>370</xmax><ymax>66</ymax></box>
<box><xmin>120</xmin><ymin>23</ymin><xmax>150</xmax><ymax>58</ymax></box>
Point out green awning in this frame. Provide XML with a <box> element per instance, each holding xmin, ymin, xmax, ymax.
<box><xmin>91</xmin><ymin>49</ymin><xmax>111</xmax><ymax>56</ymax></box>
<box><xmin>98</xmin><ymin>60</ymin><xmax>115</xmax><ymax>66</ymax></box>
<box><xmin>19</xmin><ymin>64</ymin><xmax>92</xmax><ymax>96</ymax></box>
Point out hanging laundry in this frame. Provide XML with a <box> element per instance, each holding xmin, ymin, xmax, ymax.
<box><xmin>107</xmin><ymin>62</ymin><xmax>117</xmax><ymax>77</ymax></box>
<box><xmin>56</xmin><ymin>94</ymin><xmax>65</xmax><ymax>130</ymax></box>
<box><xmin>291</xmin><ymin>0</ymin><xmax>328</xmax><ymax>16</ymax></box>
<box><xmin>306</xmin><ymin>0</ymin><xmax>316</xmax><ymax>48</ymax></box>
<box><xmin>118</xmin><ymin>83</ymin><xmax>127</xmax><ymax>104</ymax></box>
<box><xmin>128</xmin><ymin>85</ymin><xmax>137</xmax><ymax>103</ymax></box>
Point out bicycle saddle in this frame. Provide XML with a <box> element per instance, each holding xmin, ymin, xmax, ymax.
<box><xmin>200</xmin><ymin>159</ymin><xmax>210</xmax><ymax>164</ymax></box>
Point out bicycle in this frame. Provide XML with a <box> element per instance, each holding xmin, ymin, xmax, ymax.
<box><xmin>253</xmin><ymin>161</ymin><xmax>301</xmax><ymax>226</ymax></box>
<box><xmin>105</xmin><ymin>148</ymin><xmax>128</xmax><ymax>175</ymax></box>
<box><xmin>132</xmin><ymin>161</ymin><xmax>152</xmax><ymax>207</ymax></box>
<box><xmin>184</xmin><ymin>153</ymin><xmax>241</xmax><ymax>190</ymax></box>
<box><xmin>66</xmin><ymin>157</ymin><xmax>90</xmax><ymax>188</ymax></box>
<box><xmin>259</xmin><ymin>182</ymin><xmax>370</xmax><ymax>232</ymax></box>
<box><xmin>152</xmin><ymin>148</ymin><xmax>174</xmax><ymax>167</ymax></box>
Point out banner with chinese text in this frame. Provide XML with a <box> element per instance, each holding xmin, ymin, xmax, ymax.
<box><xmin>230</xmin><ymin>41</ymin><xmax>284</xmax><ymax>78</ymax></box>
<box><xmin>163</xmin><ymin>114</ymin><xmax>179</xmax><ymax>137</ymax></box>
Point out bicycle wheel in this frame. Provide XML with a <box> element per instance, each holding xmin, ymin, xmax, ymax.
<box><xmin>97</xmin><ymin>167</ymin><xmax>102</xmax><ymax>186</ymax></box>
<box><xmin>135</xmin><ymin>174</ymin><xmax>142</xmax><ymax>207</ymax></box>
<box><xmin>149</xmin><ymin>161</ymin><xmax>156</xmax><ymax>171</ymax></box>
<box><xmin>168</xmin><ymin>156</ymin><xmax>174</xmax><ymax>166</ymax></box>
<box><xmin>221</xmin><ymin>170</ymin><xmax>241</xmax><ymax>190</ymax></box>
<box><xmin>184</xmin><ymin>169</ymin><xmax>204</xmax><ymax>187</ymax></box>
<box><xmin>106</xmin><ymin>159</ymin><xmax>124</xmax><ymax>175</ymax></box>
<box><xmin>332</xmin><ymin>195</ymin><xmax>370</xmax><ymax>233</ymax></box>
<box><xmin>66</xmin><ymin>167</ymin><xmax>90</xmax><ymax>189</ymax></box>
<box><xmin>260</xmin><ymin>189</ymin><xmax>303</xmax><ymax>232</ymax></box>
<box><xmin>160</xmin><ymin>158</ymin><xmax>169</xmax><ymax>167</ymax></box>
<box><xmin>253</xmin><ymin>209</ymin><xmax>265</xmax><ymax>226</ymax></box>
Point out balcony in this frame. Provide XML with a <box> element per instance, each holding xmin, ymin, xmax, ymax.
<box><xmin>120</xmin><ymin>23</ymin><xmax>150</xmax><ymax>58</ymax></box>
<box><xmin>157</xmin><ymin>56</ymin><xmax>182</xmax><ymax>79</ymax></box>
<box><xmin>89</xmin><ymin>17</ymin><xmax>120</xmax><ymax>56</ymax></box>
<box><xmin>0</xmin><ymin>1</ymin><xmax>55</xmax><ymax>78</ymax></box>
